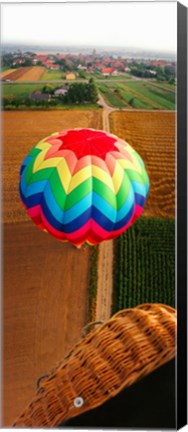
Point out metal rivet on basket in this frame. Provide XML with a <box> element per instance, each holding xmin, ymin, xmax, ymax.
<box><xmin>73</xmin><ymin>396</ymin><xmax>84</xmax><ymax>408</ymax></box>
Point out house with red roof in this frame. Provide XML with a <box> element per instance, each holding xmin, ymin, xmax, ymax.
<box><xmin>102</xmin><ymin>67</ymin><xmax>116</xmax><ymax>76</ymax></box>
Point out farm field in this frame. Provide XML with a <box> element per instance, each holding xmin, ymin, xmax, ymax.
<box><xmin>97</xmin><ymin>80</ymin><xmax>175</xmax><ymax>109</ymax></box>
<box><xmin>110</xmin><ymin>111</ymin><xmax>175</xmax><ymax>219</ymax></box>
<box><xmin>3</xmin><ymin>222</ymin><xmax>91</xmax><ymax>425</ymax></box>
<box><xmin>2</xmin><ymin>83</ymin><xmax>45</xmax><ymax>99</ymax></box>
<box><xmin>113</xmin><ymin>217</ymin><xmax>175</xmax><ymax>312</ymax></box>
<box><xmin>16</xmin><ymin>66</ymin><xmax>45</xmax><ymax>81</ymax></box>
<box><xmin>2</xmin><ymin>110</ymin><xmax>102</xmax><ymax>223</ymax></box>
<box><xmin>1</xmin><ymin>66</ymin><xmax>45</xmax><ymax>82</ymax></box>
<box><xmin>0</xmin><ymin>68</ymin><xmax>16</xmax><ymax>78</ymax></box>
<box><xmin>41</xmin><ymin>68</ymin><xmax>63</xmax><ymax>81</ymax></box>
<box><xmin>2</xmin><ymin>109</ymin><xmax>102</xmax><ymax>425</ymax></box>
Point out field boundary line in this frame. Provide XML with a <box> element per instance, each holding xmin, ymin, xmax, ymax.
<box><xmin>95</xmin><ymin>93</ymin><xmax>114</xmax><ymax>321</ymax></box>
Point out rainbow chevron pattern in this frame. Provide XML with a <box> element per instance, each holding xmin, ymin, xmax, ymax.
<box><xmin>19</xmin><ymin>128</ymin><xmax>149</xmax><ymax>246</ymax></box>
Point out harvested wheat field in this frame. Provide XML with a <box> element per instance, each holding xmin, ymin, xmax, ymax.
<box><xmin>0</xmin><ymin>66</ymin><xmax>45</xmax><ymax>82</ymax></box>
<box><xmin>110</xmin><ymin>111</ymin><xmax>175</xmax><ymax>219</ymax></box>
<box><xmin>0</xmin><ymin>69</ymin><xmax>16</xmax><ymax>79</ymax></box>
<box><xmin>2</xmin><ymin>109</ymin><xmax>101</xmax><ymax>426</ymax></box>
<box><xmin>16</xmin><ymin>66</ymin><xmax>45</xmax><ymax>81</ymax></box>
<box><xmin>0</xmin><ymin>67</ymin><xmax>32</xmax><ymax>81</ymax></box>
<box><xmin>2</xmin><ymin>110</ymin><xmax>102</xmax><ymax>223</ymax></box>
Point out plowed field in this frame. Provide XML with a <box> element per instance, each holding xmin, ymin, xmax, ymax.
<box><xmin>1</xmin><ymin>66</ymin><xmax>45</xmax><ymax>82</ymax></box>
<box><xmin>2</xmin><ymin>109</ymin><xmax>101</xmax><ymax>425</ymax></box>
<box><xmin>110</xmin><ymin>111</ymin><xmax>175</xmax><ymax>219</ymax></box>
<box><xmin>0</xmin><ymin>69</ymin><xmax>16</xmax><ymax>79</ymax></box>
<box><xmin>16</xmin><ymin>66</ymin><xmax>45</xmax><ymax>81</ymax></box>
<box><xmin>2</xmin><ymin>110</ymin><xmax>102</xmax><ymax>223</ymax></box>
<box><xmin>1</xmin><ymin>67</ymin><xmax>31</xmax><ymax>81</ymax></box>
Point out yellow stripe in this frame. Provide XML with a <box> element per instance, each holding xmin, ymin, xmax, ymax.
<box><xmin>68</xmin><ymin>166</ymin><xmax>91</xmax><ymax>193</ymax></box>
<box><xmin>35</xmin><ymin>140</ymin><xmax>51</xmax><ymax>151</ymax></box>
<box><xmin>129</xmin><ymin>154</ymin><xmax>142</xmax><ymax>174</ymax></box>
<box><xmin>57</xmin><ymin>159</ymin><xmax>72</xmax><ymax>193</ymax></box>
<box><xmin>112</xmin><ymin>163</ymin><xmax>124</xmax><ymax>194</ymax></box>
<box><xmin>33</xmin><ymin>148</ymin><xmax>50</xmax><ymax>172</ymax></box>
<box><xmin>118</xmin><ymin>158</ymin><xmax>142</xmax><ymax>174</ymax></box>
<box><xmin>68</xmin><ymin>165</ymin><xmax>115</xmax><ymax>193</ymax></box>
<box><xmin>92</xmin><ymin>166</ymin><xmax>114</xmax><ymax>191</ymax></box>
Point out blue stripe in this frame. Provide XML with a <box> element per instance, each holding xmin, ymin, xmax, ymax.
<box><xmin>145</xmin><ymin>175</ymin><xmax>150</xmax><ymax>196</ymax></box>
<box><xmin>25</xmin><ymin>192</ymin><xmax>43</xmax><ymax>208</ymax></box>
<box><xmin>20</xmin><ymin>176</ymin><xmax>135</xmax><ymax>225</ymax></box>
<box><xmin>20</xmin><ymin>156</ymin><xmax>32</xmax><ymax>175</ymax></box>
<box><xmin>20</xmin><ymin>173</ymin><xmax>27</xmax><ymax>198</ymax></box>
<box><xmin>131</xmin><ymin>181</ymin><xmax>147</xmax><ymax>197</ymax></box>
<box><xmin>44</xmin><ymin>182</ymin><xmax>65</xmax><ymax>223</ymax></box>
<box><xmin>116</xmin><ymin>189</ymin><xmax>134</xmax><ymax>222</ymax></box>
<box><xmin>26</xmin><ymin>180</ymin><xmax>48</xmax><ymax>197</ymax></box>
<box><xmin>19</xmin><ymin>182</ymin><xmax>26</xmax><ymax>205</ymax></box>
<box><xmin>25</xmin><ymin>189</ymin><xmax>136</xmax><ymax>233</ymax></box>
<box><xmin>135</xmin><ymin>193</ymin><xmax>145</xmax><ymax>207</ymax></box>
<box><xmin>40</xmin><ymin>199</ymin><xmax>135</xmax><ymax>233</ymax></box>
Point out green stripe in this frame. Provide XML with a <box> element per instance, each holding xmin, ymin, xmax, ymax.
<box><xmin>25</xmin><ymin>158</ymin><xmax>35</xmax><ymax>184</ymax></box>
<box><xmin>93</xmin><ymin>178</ymin><xmax>116</xmax><ymax>209</ymax></box>
<box><xmin>49</xmin><ymin>169</ymin><xmax>67</xmax><ymax>209</ymax></box>
<box><xmin>116</xmin><ymin>173</ymin><xmax>131</xmax><ymax>209</ymax></box>
<box><xmin>27</xmin><ymin>148</ymin><xmax>41</xmax><ymax>158</ymax></box>
<box><xmin>125</xmin><ymin>169</ymin><xmax>146</xmax><ymax>185</ymax></box>
<box><xmin>64</xmin><ymin>178</ymin><xmax>91</xmax><ymax>210</ymax></box>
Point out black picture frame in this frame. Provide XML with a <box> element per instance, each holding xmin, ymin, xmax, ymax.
<box><xmin>177</xmin><ymin>2</ymin><xmax>187</xmax><ymax>429</ymax></box>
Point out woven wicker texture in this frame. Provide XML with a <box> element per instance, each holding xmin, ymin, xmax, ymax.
<box><xmin>13</xmin><ymin>303</ymin><xmax>176</xmax><ymax>428</ymax></box>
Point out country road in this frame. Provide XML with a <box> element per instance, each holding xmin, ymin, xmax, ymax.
<box><xmin>2</xmin><ymin>78</ymin><xmax>136</xmax><ymax>85</ymax></box>
<box><xmin>95</xmin><ymin>93</ymin><xmax>114</xmax><ymax>322</ymax></box>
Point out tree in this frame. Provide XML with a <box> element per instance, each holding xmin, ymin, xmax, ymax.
<box><xmin>88</xmin><ymin>79</ymin><xmax>98</xmax><ymax>103</ymax></box>
<box><xmin>42</xmin><ymin>84</ymin><xmax>54</xmax><ymax>94</ymax></box>
<box><xmin>22</xmin><ymin>58</ymin><xmax>33</xmax><ymax>67</ymax></box>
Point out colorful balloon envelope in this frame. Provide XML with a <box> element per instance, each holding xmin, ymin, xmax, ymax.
<box><xmin>19</xmin><ymin>128</ymin><xmax>149</xmax><ymax>246</ymax></box>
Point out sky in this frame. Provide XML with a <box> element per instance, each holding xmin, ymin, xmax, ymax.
<box><xmin>1</xmin><ymin>2</ymin><xmax>177</xmax><ymax>53</ymax></box>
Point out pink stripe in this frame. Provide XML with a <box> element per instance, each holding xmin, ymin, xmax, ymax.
<box><xmin>28</xmin><ymin>205</ymin><xmax>41</xmax><ymax>218</ymax></box>
<box><xmin>132</xmin><ymin>204</ymin><xmax>143</xmax><ymax>223</ymax></box>
<box><xmin>66</xmin><ymin>219</ymin><xmax>110</xmax><ymax>245</ymax></box>
<box><xmin>40</xmin><ymin>211</ymin><xmax>66</xmax><ymax>241</ymax></box>
<box><xmin>107</xmin><ymin>219</ymin><xmax>133</xmax><ymax>240</ymax></box>
<box><xmin>26</xmin><ymin>203</ymin><xmax>144</xmax><ymax>246</ymax></box>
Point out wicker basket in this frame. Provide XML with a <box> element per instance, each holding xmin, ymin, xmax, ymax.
<box><xmin>13</xmin><ymin>303</ymin><xmax>176</xmax><ymax>428</ymax></box>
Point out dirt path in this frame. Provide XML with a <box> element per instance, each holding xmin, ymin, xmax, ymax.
<box><xmin>95</xmin><ymin>94</ymin><xmax>114</xmax><ymax>322</ymax></box>
<box><xmin>3</xmin><ymin>222</ymin><xmax>91</xmax><ymax>426</ymax></box>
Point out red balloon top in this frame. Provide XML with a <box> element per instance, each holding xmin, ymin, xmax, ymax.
<box><xmin>46</xmin><ymin>128</ymin><xmax>118</xmax><ymax>160</ymax></box>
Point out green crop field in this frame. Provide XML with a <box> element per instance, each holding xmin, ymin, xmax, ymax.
<box><xmin>113</xmin><ymin>217</ymin><xmax>175</xmax><ymax>313</ymax></box>
<box><xmin>41</xmin><ymin>69</ymin><xmax>63</xmax><ymax>81</ymax></box>
<box><xmin>121</xmin><ymin>81</ymin><xmax>175</xmax><ymax>109</ymax></box>
<box><xmin>98</xmin><ymin>83</ymin><xmax>126</xmax><ymax>107</ymax></box>
<box><xmin>97</xmin><ymin>80</ymin><xmax>175</xmax><ymax>109</ymax></box>
<box><xmin>2</xmin><ymin>83</ymin><xmax>45</xmax><ymax>99</ymax></box>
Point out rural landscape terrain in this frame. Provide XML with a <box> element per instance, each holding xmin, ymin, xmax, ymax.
<box><xmin>2</xmin><ymin>47</ymin><xmax>175</xmax><ymax>425</ymax></box>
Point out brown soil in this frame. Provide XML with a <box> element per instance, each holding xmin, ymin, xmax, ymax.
<box><xmin>3</xmin><ymin>222</ymin><xmax>91</xmax><ymax>426</ymax></box>
<box><xmin>1</xmin><ymin>67</ymin><xmax>33</xmax><ymax>81</ymax></box>
<box><xmin>110</xmin><ymin>111</ymin><xmax>175</xmax><ymax>219</ymax></box>
<box><xmin>2</xmin><ymin>109</ymin><xmax>101</xmax><ymax>426</ymax></box>
<box><xmin>16</xmin><ymin>66</ymin><xmax>45</xmax><ymax>81</ymax></box>
<box><xmin>0</xmin><ymin>69</ymin><xmax>16</xmax><ymax>79</ymax></box>
<box><xmin>2</xmin><ymin>110</ymin><xmax>102</xmax><ymax>224</ymax></box>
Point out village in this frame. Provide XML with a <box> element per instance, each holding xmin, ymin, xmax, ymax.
<box><xmin>2</xmin><ymin>48</ymin><xmax>176</xmax><ymax>80</ymax></box>
<box><xmin>1</xmin><ymin>48</ymin><xmax>176</xmax><ymax>110</ymax></box>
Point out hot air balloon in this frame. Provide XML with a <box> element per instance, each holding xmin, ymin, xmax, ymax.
<box><xmin>19</xmin><ymin>128</ymin><xmax>149</xmax><ymax>246</ymax></box>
